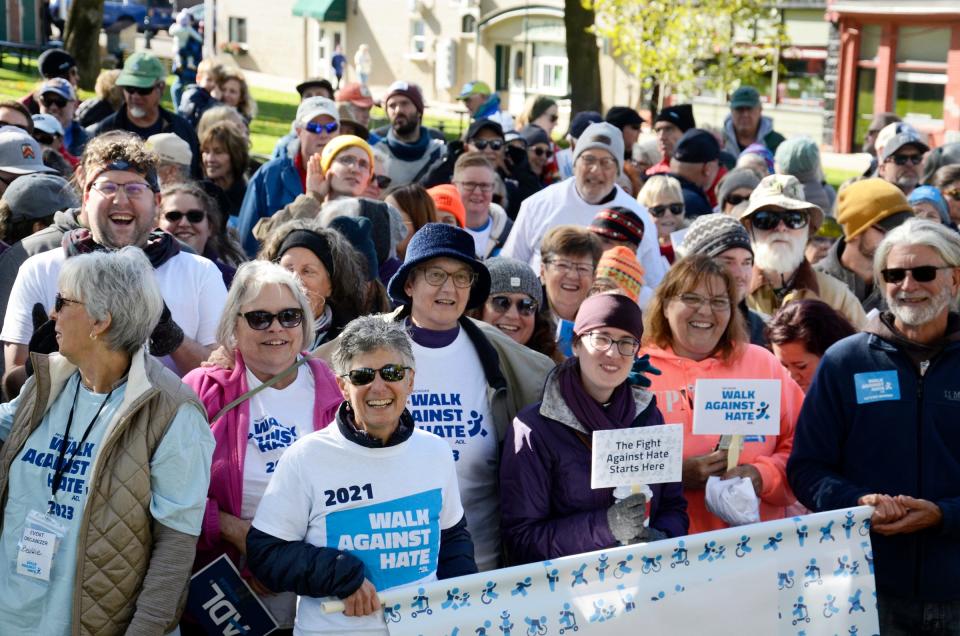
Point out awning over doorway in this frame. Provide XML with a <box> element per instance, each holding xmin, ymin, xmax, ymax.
<box><xmin>292</xmin><ymin>0</ymin><xmax>346</xmax><ymax>21</ymax></box>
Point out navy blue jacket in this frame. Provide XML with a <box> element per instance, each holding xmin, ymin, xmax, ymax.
<box><xmin>235</xmin><ymin>154</ymin><xmax>303</xmax><ymax>256</ymax></box>
<box><xmin>247</xmin><ymin>406</ymin><xmax>477</xmax><ymax>598</ymax></box>
<box><xmin>787</xmin><ymin>316</ymin><xmax>960</xmax><ymax>601</ymax></box>
<box><xmin>671</xmin><ymin>173</ymin><xmax>712</xmax><ymax>219</ymax></box>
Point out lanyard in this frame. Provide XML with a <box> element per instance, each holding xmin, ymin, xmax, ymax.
<box><xmin>49</xmin><ymin>378</ymin><xmax>115</xmax><ymax>501</ymax></box>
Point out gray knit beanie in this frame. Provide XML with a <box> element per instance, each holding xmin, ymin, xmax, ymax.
<box><xmin>716</xmin><ymin>168</ymin><xmax>761</xmax><ymax>207</ymax></box>
<box><xmin>678</xmin><ymin>213</ymin><xmax>753</xmax><ymax>259</ymax></box>
<box><xmin>573</xmin><ymin>122</ymin><xmax>625</xmax><ymax>175</ymax></box>
<box><xmin>775</xmin><ymin>137</ymin><xmax>821</xmax><ymax>182</ymax></box>
<box><xmin>484</xmin><ymin>257</ymin><xmax>543</xmax><ymax>306</ymax></box>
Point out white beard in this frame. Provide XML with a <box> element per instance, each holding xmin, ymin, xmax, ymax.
<box><xmin>753</xmin><ymin>232</ymin><xmax>807</xmax><ymax>276</ymax></box>
<box><xmin>888</xmin><ymin>286</ymin><xmax>952</xmax><ymax>327</ymax></box>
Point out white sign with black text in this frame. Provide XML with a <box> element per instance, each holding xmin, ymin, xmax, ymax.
<box><xmin>590</xmin><ymin>424</ymin><xmax>683</xmax><ymax>489</ymax></box>
<box><xmin>692</xmin><ymin>379</ymin><xmax>781</xmax><ymax>435</ymax></box>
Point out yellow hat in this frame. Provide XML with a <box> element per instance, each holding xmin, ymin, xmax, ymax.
<box><xmin>319</xmin><ymin>134</ymin><xmax>374</xmax><ymax>176</ymax></box>
<box><xmin>836</xmin><ymin>178</ymin><xmax>913</xmax><ymax>240</ymax></box>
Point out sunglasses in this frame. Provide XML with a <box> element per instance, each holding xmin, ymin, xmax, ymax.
<box><xmin>374</xmin><ymin>174</ymin><xmax>392</xmax><ymax>189</ymax></box>
<box><xmin>751</xmin><ymin>210</ymin><xmax>809</xmax><ymax>231</ymax></box>
<box><xmin>163</xmin><ymin>209</ymin><xmax>205</xmax><ymax>223</ymax></box>
<box><xmin>549</xmin><ymin>114</ymin><xmax>559</xmax><ymax>123</ymax></box>
<box><xmin>41</xmin><ymin>94</ymin><xmax>68</xmax><ymax>109</ymax></box>
<box><xmin>304</xmin><ymin>121</ymin><xmax>339</xmax><ymax>135</ymax></box>
<box><xmin>531</xmin><ymin>146</ymin><xmax>553</xmax><ymax>158</ymax></box>
<box><xmin>887</xmin><ymin>154</ymin><xmax>923</xmax><ymax>167</ymax></box>
<box><xmin>724</xmin><ymin>194</ymin><xmax>749</xmax><ymax>207</ymax></box>
<box><xmin>488</xmin><ymin>295</ymin><xmax>538</xmax><ymax>316</ymax></box>
<box><xmin>238</xmin><ymin>308</ymin><xmax>303</xmax><ymax>330</ymax></box>
<box><xmin>944</xmin><ymin>188</ymin><xmax>960</xmax><ymax>202</ymax></box>
<box><xmin>649</xmin><ymin>203</ymin><xmax>684</xmax><ymax>218</ymax></box>
<box><xmin>471</xmin><ymin>138</ymin><xmax>504</xmax><ymax>151</ymax></box>
<box><xmin>341</xmin><ymin>363</ymin><xmax>411</xmax><ymax>386</ymax></box>
<box><xmin>54</xmin><ymin>292</ymin><xmax>83</xmax><ymax>312</ymax></box>
<box><xmin>880</xmin><ymin>265</ymin><xmax>953</xmax><ymax>284</ymax></box>
<box><xmin>33</xmin><ymin>131</ymin><xmax>56</xmax><ymax>145</ymax></box>
<box><xmin>122</xmin><ymin>85</ymin><xmax>156</xmax><ymax>96</ymax></box>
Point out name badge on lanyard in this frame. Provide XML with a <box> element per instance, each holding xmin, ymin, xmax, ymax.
<box><xmin>16</xmin><ymin>509</ymin><xmax>66</xmax><ymax>583</ymax></box>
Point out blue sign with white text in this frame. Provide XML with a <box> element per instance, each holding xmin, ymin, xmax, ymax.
<box><xmin>186</xmin><ymin>555</ymin><xmax>277</xmax><ymax>635</ymax></box>
<box><xmin>854</xmin><ymin>371</ymin><xmax>900</xmax><ymax>404</ymax></box>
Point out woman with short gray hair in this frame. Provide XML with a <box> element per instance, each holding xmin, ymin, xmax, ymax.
<box><xmin>0</xmin><ymin>247</ymin><xmax>215</xmax><ymax>634</ymax></box>
<box><xmin>184</xmin><ymin>260</ymin><xmax>343</xmax><ymax>631</ymax></box>
<box><xmin>246</xmin><ymin>314</ymin><xmax>477</xmax><ymax>632</ymax></box>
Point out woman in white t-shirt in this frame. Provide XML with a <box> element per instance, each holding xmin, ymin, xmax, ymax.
<box><xmin>247</xmin><ymin>316</ymin><xmax>477</xmax><ymax>635</ymax></box>
<box><xmin>183</xmin><ymin>262</ymin><xmax>343</xmax><ymax>633</ymax></box>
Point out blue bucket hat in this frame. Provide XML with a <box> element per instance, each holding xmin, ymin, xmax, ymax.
<box><xmin>387</xmin><ymin>223</ymin><xmax>491</xmax><ymax>309</ymax></box>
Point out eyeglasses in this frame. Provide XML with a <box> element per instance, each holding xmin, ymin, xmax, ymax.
<box><xmin>579</xmin><ymin>155</ymin><xmax>617</xmax><ymax>171</ymax></box>
<box><xmin>334</xmin><ymin>154</ymin><xmax>371</xmax><ymax>171</ymax></box>
<box><xmin>54</xmin><ymin>293</ymin><xmax>83</xmax><ymax>312</ymax></box>
<box><xmin>584</xmin><ymin>331</ymin><xmax>640</xmax><ymax>357</ymax></box>
<box><xmin>89</xmin><ymin>180</ymin><xmax>154</xmax><ymax>199</ymax></box>
<box><xmin>675</xmin><ymin>292</ymin><xmax>731</xmax><ymax>311</ymax></box>
<box><xmin>470</xmin><ymin>138</ymin><xmax>504</xmax><ymax>151</ymax></box>
<box><xmin>238</xmin><ymin>308</ymin><xmax>304</xmax><ymax>330</ymax></box>
<box><xmin>531</xmin><ymin>146</ymin><xmax>553</xmax><ymax>158</ymax></box>
<box><xmin>340</xmin><ymin>363</ymin><xmax>411</xmax><ymax>386</ymax></box>
<box><xmin>750</xmin><ymin>210</ymin><xmax>809</xmax><ymax>231</ymax></box>
<box><xmin>457</xmin><ymin>180</ymin><xmax>495</xmax><ymax>193</ymax></box>
<box><xmin>417</xmin><ymin>266</ymin><xmax>477</xmax><ymax>288</ymax></box>
<box><xmin>33</xmin><ymin>131</ymin><xmax>56</xmax><ymax>146</ymax></box>
<box><xmin>880</xmin><ymin>265</ymin><xmax>954</xmax><ymax>284</ymax></box>
<box><xmin>487</xmin><ymin>295</ymin><xmax>538</xmax><ymax>316</ymax></box>
<box><xmin>163</xmin><ymin>209</ymin><xmax>206</xmax><ymax>223</ymax></box>
<box><xmin>41</xmin><ymin>94</ymin><xmax>68</xmax><ymax>109</ymax></box>
<box><xmin>549</xmin><ymin>114</ymin><xmax>559</xmax><ymax>123</ymax></box>
<box><xmin>545</xmin><ymin>259</ymin><xmax>594</xmax><ymax>277</ymax></box>
<box><xmin>724</xmin><ymin>194</ymin><xmax>749</xmax><ymax>207</ymax></box>
<box><xmin>122</xmin><ymin>85</ymin><xmax>157</xmax><ymax>96</ymax></box>
<box><xmin>304</xmin><ymin>121</ymin><xmax>339</xmax><ymax>135</ymax></box>
<box><xmin>374</xmin><ymin>174</ymin><xmax>392</xmax><ymax>189</ymax></box>
<box><xmin>887</xmin><ymin>154</ymin><xmax>923</xmax><ymax>167</ymax></box>
<box><xmin>649</xmin><ymin>203</ymin><xmax>684</xmax><ymax>218</ymax></box>
<box><xmin>943</xmin><ymin>188</ymin><xmax>960</xmax><ymax>202</ymax></box>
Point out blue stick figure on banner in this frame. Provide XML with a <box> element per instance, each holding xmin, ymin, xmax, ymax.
<box><xmin>475</xmin><ymin>620</ymin><xmax>492</xmax><ymax>635</ymax></box>
<box><xmin>736</xmin><ymin>535</ymin><xmax>752</xmax><ymax>557</ymax></box>
<box><xmin>820</xmin><ymin>520</ymin><xmax>835</xmax><ymax>542</ymax></box>
<box><xmin>571</xmin><ymin>564</ymin><xmax>588</xmax><ymax>587</ymax></box>
<box><xmin>588</xmin><ymin>599</ymin><xmax>616</xmax><ymax>623</ymax></box>
<box><xmin>482</xmin><ymin>581</ymin><xmax>499</xmax><ymax>604</ymax></box>
<box><xmin>763</xmin><ymin>532</ymin><xmax>783</xmax><ymax>551</ymax></box>
<box><xmin>698</xmin><ymin>541</ymin><xmax>719</xmax><ymax>561</ymax></box>
<box><xmin>641</xmin><ymin>554</ymin><xmax>662</xmax><ymax>573</ymax></box>
<box><xmin>823</xmin><ymin>594</ymin><xmax>840</xmax><ymax>618</ymax></box>
<box><xmin>411</xmin><ymin>588</ymin><xmax>432</xmax><ymax>617</ymax></box>
<box><xmin>671</xmin><ymin>541</ymin><xmax>690</xmax><ymax>567</ymax></box>
<box><xmin>558</xmin><ymin>602</ymin><xmax>579</xmax><ymax>633</ymax></box>
<box><xmin>467</xmin><ymin>410</ymin><xmax>488</xmax><ymax>437</ymax></box>
<box><xmin>617</xmin><ymin>584</ymin><xmax>636</xmax><ymax>612</ymax></box>
<box><xmin>859</xmin><ymin>518</ymin><xmax>871</xmax><ymax>536</ymax></box>
<box><xmin>499</xmin><ymin>610</ymin><xmax>514</xmax><ymax>635</ymax></box>
<box><xmin>804</xmin><ymin>559</ymin><xmax>822</xmax><ymax>587</ymax></box>
<box><xmin>861</xmin><ymin>541</ymin><xmax>874</xmax><ymax>574</ymax></box>
<box><xmin>843</xmin><ymin>511</ymin><xmax>856</xmax><ymax>538</ymax></box>
<box><xmin>512</xmin><ymin>577</ymin><xmax>533</xmax><ymax>597</ymax></box>
<box><xmin>849</xmin><ymin>627</ymin><xmax>859</xmax><ymax>636</ymax></box>
<box><xmin>777</xmin><ymin>570</ymin><xmax>795</xmax><ymax>590</ymax></box>
<box><xmin>547</xmin><ymin>568</ymin><xmax>560</xmax><ymax>592</ymax></box>
<box><xmin>755</xmin><ymin>401</ymin><xmax>771</xmax><ymax>419</ymax></box>
<box><xmin>596</xmin><ymin>554</ymin><xmax>610</xmax><ymax>581</ymax></box>
<box><xmin>614</xmin><ymin>554</ymin><xmax>634</xmax><ymax>578</ymax></box>
<box><xmin>384</xmin><ymin>603</ymin><xmax>402</xmax><ymax>623</ymax></box>
<box><xmin>792</xmin><ymin>596</ymin><xmax>811</xmax><ymax>625</ymax></box>
<box><xmin>523</xmin><ymin>616</ymin><xmax>548</xmax><ymax>635</ymax></box>
<box><xmin>795</xmin><ymin>522</ymin><xmax>809</xmax><ymax>546</ymax></box>
<box><xmin>849</xmin><ymin>589</ymin><xmax>866</xmax><ymax>613</ymax></box>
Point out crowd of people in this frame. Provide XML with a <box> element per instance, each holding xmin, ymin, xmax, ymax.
<box><xmin>0</xmin><ymin>42</ymin><xmax>957</xmax><ymax>636</ymax></box>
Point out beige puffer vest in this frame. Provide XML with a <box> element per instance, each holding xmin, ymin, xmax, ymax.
<box><xmin>0</xmin><ymin>349</ymin><xmax>203</xmax><ymax>635</ymax></box>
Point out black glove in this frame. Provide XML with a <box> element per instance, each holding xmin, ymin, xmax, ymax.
<box><xmin>627</xmin><ymin>354</ymin><xmax>662</xmax><ymax>389</ymax></box>
<box><xmin>606</xmin><ymin>493</ymin><xmax>647</xmax><ymax>545</ymax></box>
<box><xmin>150</xmin><ymin>302</ymin><xmax>184</xmax><ymax>357</ymax></box>
<box><xmin>26</xmin><ymin>303</ymin><xmax>58</xmax><ymax>378</ymax></box>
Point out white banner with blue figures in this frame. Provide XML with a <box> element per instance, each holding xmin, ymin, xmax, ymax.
<box><xmin>377</xmin><ymin>506</ymin><xmax>878</xmax><ymax>636</ymax></box>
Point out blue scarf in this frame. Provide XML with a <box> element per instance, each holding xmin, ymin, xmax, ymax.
<box><xmin>385</xmin><ymin>127</ymin><xmax>433</xmax><ymax>162</ymax></box>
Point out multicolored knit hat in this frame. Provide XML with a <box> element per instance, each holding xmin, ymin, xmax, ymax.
<box><xmin>589</xmin><ymin>207</ymin><xmax>645</xmax><ymax>247</ymax></box>
<box><xmin>595</xmin><ymin>246</ymin><xmax>645</xmax><ymax>302</ymax></box>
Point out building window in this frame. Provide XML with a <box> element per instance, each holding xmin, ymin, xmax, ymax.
<box><xmin>536</xmin><ymin>57</ymin><xmax>568</xmax><ymax>93</ymax></box>
<box><xmin>777</xmin><ymin>55</ymin><xmax>826</xmax><ymax>108</ymax></box>
<box><xmin>228</xmin><ymin>17</ymin><xmax>247</xmax><ymax>44</ymax></box>
<box><xmin>495</xmin><ymin>45</ymin><xmax>509</xmax><ymax>91</ymax></box>
<box><xmin>895</xmin><ymin>71</ymin><xmax>946</xmax><ymax>124</ymax></box>
<box><xmin>461</xmin><ymin>15</ymin><xmax>476</xmax><ymax>35</ymax></box>
<box><xmin>410</xmin><ymin>19</ymin><xmax>427</xmax><ymax>56</ymax></box>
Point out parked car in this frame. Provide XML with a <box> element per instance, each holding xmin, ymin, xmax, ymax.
<box><xmin>50</xmin><ymin>0</ymin><xmax>173</xmax><ymax>35</ymax></box>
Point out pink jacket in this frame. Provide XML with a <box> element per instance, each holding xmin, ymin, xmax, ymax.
<box><xmin>183</xmin><ymin>351</ymin><xmax>343</xmax><ymax>569</ymax></box>
<box><xmin>641</xmin><ymin>343</ymin><xmax>805</xmax><ymax>534</ymax></box>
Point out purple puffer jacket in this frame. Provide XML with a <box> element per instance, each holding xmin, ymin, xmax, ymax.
<box><xmin>499</xmin><ymin>369</ymin><xmax>688</xmax><ymax>565</ymax></box>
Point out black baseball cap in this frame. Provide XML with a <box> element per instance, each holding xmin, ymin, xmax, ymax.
<box><xmin>654</xmin><ymin>104</ymin><xmax>695</xmax><ymax>132</ymax></box>
<box><xmin>673</xmin><ymin>128</ymin><xmax>720</xmax><ymax>163</ymax></box>
<box><xmin>38</xmin><ymin>49</ymin><xmax>76</xmax><ymax>80</ymax></box>
<box><xmin>465</xmin><ymin>118</ymin><xmax>504</xmax><ymax>141</ymax></box>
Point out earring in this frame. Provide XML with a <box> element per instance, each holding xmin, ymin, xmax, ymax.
<box><xmin>89</xmin><ymin>332</ymin><xmax>97</xmax><ymax>340</ymax></box>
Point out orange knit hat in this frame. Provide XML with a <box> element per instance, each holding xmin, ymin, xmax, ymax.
<box><xmin>595</xmin><ymin>246</ymin><xmax>645</xmax><ymax>302</ymax></box>
<box><xmin>427</xmin><ymin>184</ymin><xmax>466</xmax><ymax>228</ymax></box>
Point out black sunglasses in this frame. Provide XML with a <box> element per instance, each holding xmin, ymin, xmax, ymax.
<box><xmin>471</xmin><ymin>138</ymin><xmax>504</xmax><ymax>151</ymax></box>
<box><xmin>375</xmin><ymin>174</ymin><xmax>392</xmax><ymax>189</ymax></box>
<box><xmin>488</xmin><ymin>295</ymin><xmax>538</xmax><ymax>316</ymax></box>
<box><xmin>122</xmin><ymin>85</ymin><xmax>156</xmax><ymax>96</ymax></box>
<box><xmin>54</xmin><ymin>292</ymin><xmax>83</xmax><ymax>312</ymax></box>
<box><xmin>238</xmin><ymin>308</ymin><xmax>303</xmax><ymax>330</ymax></box>
<box><xmin>888</xmin><ymin>154</ymin><xmax>923</xmax><ymax>167</ymax></box>
<box><xmin>532</xmin><ymin>146</ymin><xmax>553</xmax><ymax>158</ymax></box>
<box><xmin>41</xmin><ymin>94</ymin><xmax>68</xmax><ymax>109</ymax></box>
<box><xmin>649</xmin><ymin>203</ymin><xmax>684</xmax><ymax>218</ymax></box>
<box><xmin>751</xmin><ymin>210</ymin><xmax>809</xmax><ymax>231</ymax></box>
<box><xmin>880</xmin><ymin>265</ymin><xmax>953</xmax><ymax>284</ymax></box>
<box><xmin>724</xmin><ymin>194</ymin><xmax>749</xmax><ymax>207</ymax></box>
<box><xmin>341</xmin><ymin>364</ymin><xmax>411</xmax><ymax>386</ymax></box>
<box><xmin>163</xmin><ymin>209</ymin><xmax>205</xmax><ymax>223</ymax></box>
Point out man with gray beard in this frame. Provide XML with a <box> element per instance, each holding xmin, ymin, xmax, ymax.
<box><xmin>788</xmin><ymin>218</ymin><xmax>960</xmax><ymax>635</ymax></box>
<box><xmin>738</xmin><ymin>174</ymin><xmax>866</xmax><ymax>328</ymax></box>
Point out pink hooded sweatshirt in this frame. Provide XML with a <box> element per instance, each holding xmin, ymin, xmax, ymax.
<box><xmin>183</xmin><ymin>351</ymin><xmax>343</xmax><ymax>570</ymax></box>
<box><xmin>641</xmin><ymin>343</ymin><xmax>804</xmax><ymax>534</ymax></box>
